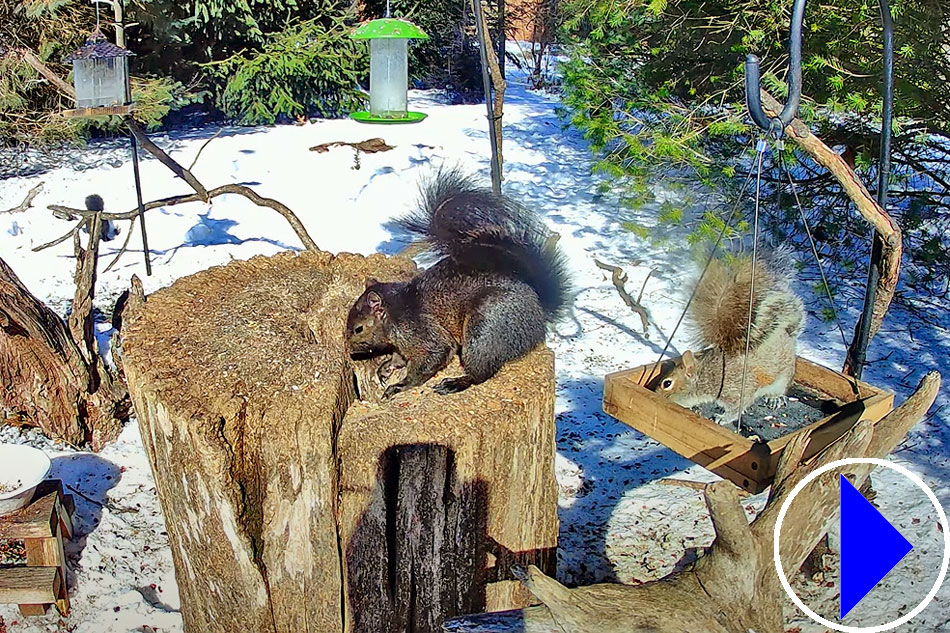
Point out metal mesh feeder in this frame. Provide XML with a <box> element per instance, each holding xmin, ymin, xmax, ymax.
<box><xmin>350</xmin><ymin>18</ymin><xmax>428</xmax><ymax>124</ymax></box>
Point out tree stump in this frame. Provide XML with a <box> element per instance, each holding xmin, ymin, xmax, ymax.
<box><xmin>120</xmin><ymin>250</ymin><xmax>558</xmax><ymax>633</ymax></box>
<box><xmin>0</xmin><ymin>255</ymin><xmax>127</xmax><ymax>449</ymax></box>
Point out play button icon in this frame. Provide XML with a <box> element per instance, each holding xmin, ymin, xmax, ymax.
<box><xmin>839</xmin><ymin>474</ymin><xmax>914</xmax><ymax>618</ymax></box>
<box><xmin>774</xmin><ymin>458</ymin><xmax>950</xmax><ymax>632</ymax></box>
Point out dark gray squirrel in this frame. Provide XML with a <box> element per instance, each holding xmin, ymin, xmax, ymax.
<box><xmin>346</xmin><ymin>168</ymin><xmax>571</xmax><ymax>398</ymax></box>
<box><xmin>81</xmin><ymin>194</ymin><xmax>120</xmax><ymax>242</ymax></box>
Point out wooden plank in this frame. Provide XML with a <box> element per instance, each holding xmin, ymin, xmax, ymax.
<box><xmin>24</xmin><ymin>537</ymin><xmax>59</xmax><ymax>567</ymax></box>
<box><xmin>604</xmin><ymin>370</ymin><xmax>767</xmax><ymax>491</ymax></box>
<box><xmin>603</xmin><ymin>355</ymin><xmax>896</xmax><ymax>494</ymax></box>
<box><xmin>18</xmin><ymin>603</ymin><xmax>49</xmax><ymax>616</ymax></box>
<box><xmin>0</xmin><ymin>491</ymin><xmax>57</xmax><ymax>539</ymax></box>
<box><xmin>0</xmin><ymin>566</ymin><xmax>59</xmax><ymax>605</ymax></box>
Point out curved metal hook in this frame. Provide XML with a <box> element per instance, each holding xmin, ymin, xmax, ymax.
<box><xmin>745</xmin><ymin>0</ymin><xmax>808</xmax><ymax>134</ymax></box>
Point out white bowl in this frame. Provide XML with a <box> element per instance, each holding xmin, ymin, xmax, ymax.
<box><xmin>0</xmin><ymin>444</ymin><xmax>52</xmax><ymax>516</ymax></box>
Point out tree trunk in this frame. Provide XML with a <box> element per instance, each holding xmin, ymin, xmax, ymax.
<box><xmin>120</xmin><ymin>250</ymin><xmax>559</xmax><ymax>633</ymax></box>
<box><xmin>0</xmin><ymin>255</ymin><xmax>126</xmax><ymax>449</ymax></box>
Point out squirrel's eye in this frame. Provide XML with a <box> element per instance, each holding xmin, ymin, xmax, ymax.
<box><xmin>354</xmin><ymin>325</ymin><xmax>364</xmax><ymax>334</ymax></box>
<box><xmin>661</xmin><ymin>379</ymin><xmax>673</xmax><ymax>389</ymax></box>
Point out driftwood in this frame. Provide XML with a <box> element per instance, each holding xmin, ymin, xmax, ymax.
<box><xmin>759</xmin><ymin>90</ymin><xmax>903</xmax><ymax>376</ymax></box>
<box><xmin>445</xmin><ymin>371</ymin><xmax>940</xmax><ymax>633</ymax></box>
<box><xmin>1</xmin><ymin>183</ymin><xmax>43</xmax><ymax>215</ymax></box>
<box><xmin>120</xmin><ymin>250</ymin><xmax>558</xmax><ymax>633</ymax></box>
<box><xmin>0</xmin><ymin>222</ymin><xmax>129</xmax><ymax>449</ymax></box>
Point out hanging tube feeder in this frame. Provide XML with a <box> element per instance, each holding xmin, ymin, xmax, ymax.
<box><xmin>350</xmin><ymin>18</ymin><xmax>428</xmax><ymax>124</ymax></box>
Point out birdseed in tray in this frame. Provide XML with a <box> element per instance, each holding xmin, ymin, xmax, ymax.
<box><xmin>692</xmin><ymin>385</ymin><xmax>837</xmax><ymax>442</ymax></box>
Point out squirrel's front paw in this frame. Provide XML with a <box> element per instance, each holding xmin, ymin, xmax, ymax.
<box><xmin>433</xmin><ymin>376</ymin><xmax>474</xmax><ymax>395</ymax></box>
<box><xmin>382</xmin><ymin>383</ymin><xmax>407</xmax><ymax>399</ymax></box>
<box><xmin>764</xmin><ymin>395</ymin><xmax>789</xmax><ymax>410</ymax></box>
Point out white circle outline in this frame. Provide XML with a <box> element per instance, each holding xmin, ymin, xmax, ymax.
<box><xmin>773</xmin><ymin>457</ymin><xmax>950</xmax><ymax>633</ymax></box>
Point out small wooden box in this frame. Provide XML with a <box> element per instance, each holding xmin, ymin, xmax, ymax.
<box><xmin>603</xmin><ymin>356</ymin><xmax>894</xmax><ymax>493</ymax></box>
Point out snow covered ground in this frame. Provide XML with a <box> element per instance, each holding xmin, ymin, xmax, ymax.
<box><xmin>1</xmin><ymin>53</ymin><xmax>949</xmax><ymax>632</ymax></box>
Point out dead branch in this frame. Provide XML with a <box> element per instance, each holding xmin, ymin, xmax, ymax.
<box><xmin>1</xmin><ymin>182</ymin><xmax>44</xmax><ymax>215</ymax></box>
<box><xmin>187</xmin><ymin>128</ymin><xmax>224</xmax><ymax>172</ymax></box>
<box><xmin>32</xmin><ymin>224</ymin><xmax>81</xmax><ymax>252</ymax></box>
<box><xmin>103</xmin><ymin>219</ymin><xmax>137</xmax><ymax>273</ymax></box>
<box><xmin>479</xmin><ymin>5</ymin><xmax>506</xmax><ymax>177</ymax></box>
<box><xmin>47</xmin><ymin>183</ymin><xmax>318</xmax><ymax>253</ymax></box>
<box><xmin>759</xmin><ymin>90</ymin><xmax>902</xmax><ymax>376</ymax></box>
<box><xmin>127</xmin><ymin>120</ymin><xmax>210</xmax><ymax>201</ymax></box>
<box><xmin>12</xmin><ymin>48</ymin><xmax>76</xmax><ymax>99</ymax></box>
<box><xmin>594</xmin><ymin>259</ymin><xmax>650</xmax><ymax>335</ymax></box>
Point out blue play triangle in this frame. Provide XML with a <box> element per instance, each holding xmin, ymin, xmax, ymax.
<box><xmin>840</xmin><ymin>474</ymin><xmax>914</xmax><ymax>619</ymax></box>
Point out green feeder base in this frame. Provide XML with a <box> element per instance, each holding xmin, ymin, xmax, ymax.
<box><xmin>350</xmin><ymin>110</ymin><xmax>427</xmax><ymax>124</ymax></box>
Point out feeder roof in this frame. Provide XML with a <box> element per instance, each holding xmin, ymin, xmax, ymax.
<box><xmin>351</xmin><ymin>18</ymin><xmax>428</xmax><ymax>40</ymax></box>
<box><xmin>67</xmin><ymin>29</ymin><xmax>134</xmax><ymax>61</ymax></box>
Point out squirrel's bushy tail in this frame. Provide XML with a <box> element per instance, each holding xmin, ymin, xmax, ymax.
<box><xmin>396</xmin><ymin>168</ymin><xmax>571</xmax><ymax>321</ymax></box>
<box><xmin>689</xmin><ymin>247</ymin><xmax>804</xmax><ymax>355</ymax></box>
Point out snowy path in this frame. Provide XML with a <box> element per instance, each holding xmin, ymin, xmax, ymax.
<box><xmin>1</xmin><ymin>61</ymin><xmax>948</xmax><ymax>632</ymax></box>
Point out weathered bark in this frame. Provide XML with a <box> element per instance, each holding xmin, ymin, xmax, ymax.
<box><xmin>759</xmin><ymin>90</ymin><xmax>903</xmax><ymax>375</ymax></box>
<box><xmin>445</xmin><ymin>372</ymin><xmax>940</xmax><ymax>633</ymax></box>
<box><xmin>0</xmin><ymin>252</ymin><xmax>127</xmax><ymax>449</ymax></box>
<box><xmin>120</xmin><ymin>250</ymin><xmax>558</xmax><ymax>633</ymax></box>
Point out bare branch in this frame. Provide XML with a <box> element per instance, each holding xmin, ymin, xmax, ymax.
<box><xmin>1</xmin><ymin>182</ymin><xmax>44</xmax><ymax>215</ymax></box>
<box><xmin>187</xmin><ymin>128</ymin><xmax>224</xmax><ymax>172</ymax></box>
<box><xmin>594</xmin><ymin>258</ymin><xmax>650</xmax><ymax>335</ymax></box>
<box><xmin>127</xmin><ymin>120</ymin><xmax>210</xmax><ymax>201</ymax></box>
<box><xmin>33</xmin><ymin>224</ymin><xmax>81</xmax><ymax>252</ymax></box>
<box><xmin>49</xmin><ymin>183</ymin><xmax>318</xmax><ymax>254</ymax></box>
<box><xmin>760</xmin><ymin>90</ymin><xmax>903</xmax><ymax>375</ymax></box>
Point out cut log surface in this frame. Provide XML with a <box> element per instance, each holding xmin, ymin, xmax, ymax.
<box><xmin>120</xmin><ymin>250</ymin><xmax>558</xmax><ymax>633</ymax></box>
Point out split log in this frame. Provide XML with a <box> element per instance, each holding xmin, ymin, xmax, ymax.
<box><xmin>444</xmin><ymin>372</ymin><xmax>940</xmax><ymax>633</ymax></box>
<box><xmin>120</xmin><ymin>250</ymin><xmax>558</xmax><ymax>633</ymax></box>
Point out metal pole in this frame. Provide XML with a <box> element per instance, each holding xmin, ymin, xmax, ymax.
<box><xmin>473</xmin><ymin>0</ymin><xmax>502</xmax><ymax>194</ymax></box>
<box><xmin>850</xmin><ymin>0</ymin><xmax>894</xmax><ymax>380</ymax></box>
<box><xmin>496</xmin><ymin>0</ymin><xmax>506</xmax><ymax>79</ymax></box>
<box><xmin>129</xmin><ymin>134</ymin><xmax>152</xmax><ymax>276</ymax></box>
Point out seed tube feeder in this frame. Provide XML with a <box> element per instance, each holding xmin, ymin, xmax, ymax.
<box><xmin>350</xmin><ymin>18</ymin><xmax>428</xmax><ymax>123</ymax></box>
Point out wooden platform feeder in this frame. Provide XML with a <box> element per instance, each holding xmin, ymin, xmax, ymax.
<box><xmin>120</xmin><ymin>250</ymin><xmax>558</xmax><ymax>633</ymax></box>
<box><xmin>0</xmin><ymin>480</ymin><xmax>74</xmax><ymax>616</ymax></box>
<box><xmin>603</xmin><ymin>356</ymin><xmax>894</xmax><ymax>493</ymax></box>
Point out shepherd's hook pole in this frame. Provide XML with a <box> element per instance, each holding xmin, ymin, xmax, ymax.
<box><xmin>851</xmin><ymin>0</ymin><xmax>894</xmax><ymax>380</ymax></box>
<box><xmin>744</xmin><ymin>0</ymin><xmax>897</xmax><ymax>379</ymax></box>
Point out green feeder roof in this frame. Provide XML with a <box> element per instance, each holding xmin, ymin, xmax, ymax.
<box><xmin>351</xmin><ymin>18</ymin><xmax>428</xmax><ymax>40</ymax></box>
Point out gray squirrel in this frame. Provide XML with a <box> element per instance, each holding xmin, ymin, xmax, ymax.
<box><xmin>81</xmin><ymin>194</ymin><xmax>120</xmax><ymax>242</ymax></box>
<box><xmin>345</xmin><ymin>168</ymin><xmax>571</xmax><ymax>398</ymax></box>
<box><xmin>651</xmin><ymin>248</ymin><xmax>805</xmax><ymax>423</ymax></box>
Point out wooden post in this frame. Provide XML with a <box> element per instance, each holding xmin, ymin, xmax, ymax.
<box><xmin>120</xmin><ymin>249</ymin><xmax>558</xmax><ymax>633</ymax></box>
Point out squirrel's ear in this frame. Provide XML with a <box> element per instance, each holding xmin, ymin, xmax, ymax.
<box><xmin>682</xmin><ymin>350</ymin><xmax>696</xmax><ymax>375</ymax></box>
<box><xmin>365</xmin><ymin>276</ymin><xmax>380</xmax><ymax>289</ymax></box>
<box><xmin>366</xmin><ymin>291</ymin><xmax>386</xmax><ymax>318</ymax></box>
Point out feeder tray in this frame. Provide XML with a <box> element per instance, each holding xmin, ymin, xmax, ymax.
<box><xmin>61</xmin><ymin>104</ymin><xmax>133</xmax><ymax>119</ymax></box>
<box><xmin>603</xmin><ymin>356</ymin><xmax>894</xmax><ymax>493</ymax></box>
<box><xmin>349</xmin><ymin>110</ymin><xmax>427</xmax><ymax>124</ymax></box>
